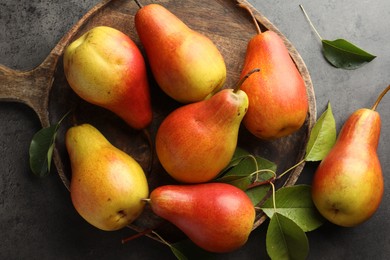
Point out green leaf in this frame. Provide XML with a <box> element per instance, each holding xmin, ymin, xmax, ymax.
<box><xmin>245</xmin><ymin>184</ymin><xmax>271</xmax><ymax>206</ymax></box>
<box><xmin>261</xmin><ymin>185</ymin><xmax>325</xmax><ymax>232</ymax></box>
<box><xmin>305</xmin><ymin>102</ymin><xmax>336</xmax><ymax>161</ymax></box>
<box><xmin>322</xmin><ymin>39</ymin><xmax>376</xmax><ymax>70</ymax></box>
<box><xmin>266</xmin><ymin>213</ymin><xmax>309</xmax><ymax>260</ymax></box>
<box><xmin>218</xmin><ymin>175</ymin><xmax>253</xmax><ymax>191</ymax></box>
<box><xmin>29</xmin><ymin>125</ymin><xmax>59</xmax><ymax>177</ymax></box>
<box><xmin>170</xmin><ymin>246</ymin><xmax>188</xmax><ymax>260</ymax></box>
<box><xmin>299</xmin><ymin>5</ymin><xmax>376</xmax><ymax>70</ymax></box>
<box><xmin>216</xmin><ymin>153</ymin><xmax>276</xmax><ymax>190</ymax></box>
<box><xmin>231</xmin><ymin>146</ymin><xmax>252</xmax><ymax>161</ymax></box>
<box><xmin>218</xmin><ymin>147</ymin><xmax>252</xmax><ymax>176</ymax></box>
<box><xmin>29</xmin><ymin>111</ymin><xmax>69</xmax><ymax>177</ymax></box>
<box><xmin>224</xmin><ymin>155</ymin><xmax>258</xmax><ymax>177</ymax></box>
<box><xmin>222</xmin><ymin>153</ymin><xmax>276</xmax><ymax>179</ymax></box>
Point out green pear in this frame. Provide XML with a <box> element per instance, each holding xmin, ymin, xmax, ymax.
<box><xmin>312</xmin><ymin>85</ymin><xmax>390</xmax><ymax>227</ymax></box>
<box><xmin>63</xmin><ymin>26</ymin><xmax>152</xmax><ymax>130</ymax></box>
<box><xmin>66</xmin><ymin>124</ymin><xmax>149</xmax><ymax>231</ymax></box>
<box><xmin>135</xmin><ymin>4</ymin><xmax>226</xmax><ymax>103</ymax></box>
<box><xmin>148</xmin><ymin>183</ymin><xmax>255</xmax><ymax>253</ymax></box>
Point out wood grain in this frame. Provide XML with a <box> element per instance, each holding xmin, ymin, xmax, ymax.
<box><xmin>0</xmin><ymin>0</ymin><xmax>316</xmax><ymax>241</ymax></box>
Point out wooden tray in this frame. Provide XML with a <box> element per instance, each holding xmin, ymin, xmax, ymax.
<box><xmin>0</xmin><ymin>0</ymin><xmax>316</xmax><ymax>242</ymax></box>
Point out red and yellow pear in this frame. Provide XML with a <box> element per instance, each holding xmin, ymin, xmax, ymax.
<box><xmin>312</xmin><ymin>85</ymin><xmax>390</xmax><ymax>227</ymax></box>
<box><xmin>66</xmin><ymin>124</ymin><xmax>149</xmax><ymax>231</ymax></box>
<box><xmin>147</xmin><ymin>183</ymin><xmax>255</xmax><ymax>253</ymax></box>
<box><xmin>134</xmin><ymin>3</ymin><xmax>226</xmax><ymax>103</ymax></box>
<box><xmin>155</xmin><ymin>69</ymin><xmax>258</xmax><ymax>183</ymax></box>
<box><xmin>63</xmin><ymin>26</ymin><xmax>152</xmax><ymax>129</ymax></box>
<box><xmin>238</xmin><ymin>5</ymin><xmax>308</xmax><ymax>140</ymax></box>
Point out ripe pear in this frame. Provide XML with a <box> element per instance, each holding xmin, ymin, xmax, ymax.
<box><xmin>155</xmin><ymin>70</ymin><xmax>258</xmax><ymax>183</ymax></box>
<box><xmin>66</xmin><ymin>124</ymin><xmax>149</xmax><ymax>231</ymax></box>
<box><xmin>63</xmin><ymin>26</ymin><xmax>152</xmax><ymax>129</ymax></box>
<box><xmin>147</xmin><ymin>183</ymin><xmax>255</xmax><ymax>253</ymax></box>
<box><xmin>238</xmin><ymin>5</ymin><xmax>308</xmax><ymax>140</ymax></box>
<box><xmin>134</xmin><ymin>3</ymin><xmax>226</xmax><ymax>103</ymax></box>
<box><xmin>312</xmin><ymin>85</ymin><xmax>390</xmax><ymax>227</ymax></box>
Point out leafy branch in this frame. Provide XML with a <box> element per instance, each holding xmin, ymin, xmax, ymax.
<box><xmin>277</xmin><ymin>102</ymin><xmax>336</xmax><ymax>180</ymax></box>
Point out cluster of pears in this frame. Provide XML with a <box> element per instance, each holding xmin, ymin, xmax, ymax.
<box><xmin>62</xmin><ymin>1</ymin><xmax>309</xmax><ymax>253</ymax></box>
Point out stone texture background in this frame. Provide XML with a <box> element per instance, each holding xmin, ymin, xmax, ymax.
<box><xmin>1</xmin><ymin>0</ymin><xmax>390</xmax><ymax>259</ymax></box>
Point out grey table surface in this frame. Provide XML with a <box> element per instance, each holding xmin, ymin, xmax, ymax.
<box><xmin>1</xmin><ymin>0</ymin><xmax>390</xmax><ymax>259</ymax></box>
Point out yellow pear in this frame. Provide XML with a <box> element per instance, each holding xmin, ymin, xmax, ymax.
<box><xmin>65</xmin><ymin>124</ymin><xmax>149</xmax><ymax>231</ymax></box>
<box><xmin>63</xmin><ymin>26</ymin><xmax>152</xmax><ymax>130</ymax></box>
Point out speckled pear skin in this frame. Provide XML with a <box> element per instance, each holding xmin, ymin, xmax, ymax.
<box><xmin>135</xmin><ymin>4</ymin><xmax>226</xmax><ymax>103</ymax></box>
<box><xmin>63</xmin><ymin>26</ymin><xmax>152</xmax><ymax>130</ymax></box>
<box><xmin>155</xmin><ymin>88</ymin><xmax>248</xmax><ymax>183</ymax></box>
<box><xmin>312</xmin><ymin>108</ymin><xmax>383</xmax><ymax>227</ymax></box>
<box><xmin>149</xmin><ymin>183</ymin><xmax>255</xmax><ymax>253</ymax></box>
<box><xmin>66</xmin><ymin>124</ymin><xmax>149</xmax><ymax>231</ymax></box>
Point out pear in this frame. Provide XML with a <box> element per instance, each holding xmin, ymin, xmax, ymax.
<box><xmin>66</xmin><ymin>124</ymin><xmax>149</xmax><ymax>231</ymax></box>
<box><xmin>312</xmin><ymin>85</ymin><xmax>390</xmax><ymax>227</ymax></box>
<box><xmin>155</xmin><ymin>69</ymin><xmax>258</xmax><ymax>183</ymax></box>
<box><xmin>63</xmin><ymin>26</ymin><xmax>152</xmax><ymax>130</ymax></box>
<box><xmin>134</xmin><ymin>3</ymin><xmax>226</xmax><ymax>103</ymax></box>
<box><xmin>147</xmin><ymin>183</ymin><xmax>255</xmax><ymax>253</ymax></box>
<box><xmin>238</xmin><ymin>5</ymin><xmax>308</xmax><ymax>140</ymax></box>
<box><xmin>155</xmin><ymin>88</ymin><xmax>247</xmax><ymax>183</ymax></box>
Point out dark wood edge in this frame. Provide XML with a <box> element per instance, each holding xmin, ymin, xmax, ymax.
<box><xmin>0</xmin><ymin>0</ymin><xmax>113</xmax><ymax>129</ymax></box>
<box><xmin>1</xmin><ymin>0</ymin><xmax>317</xmax><ymax>236</ymax></box>
<box><xmin>236</xmin><ymin>0</ymin><xmax>317</xmax><ymax>229</ymax></box>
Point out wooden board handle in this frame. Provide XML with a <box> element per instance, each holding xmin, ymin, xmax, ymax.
<box><xmin>0</xmin><ymin>0</ymin><xmax>113</xmax><ymax>128</ymax></box>
<box><xmin>0</xmin><ymin>63</ymin><xmax>53</xmax><ymax>127</ymax></box>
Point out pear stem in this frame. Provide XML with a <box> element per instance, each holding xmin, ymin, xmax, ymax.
<box><xmin>299</xmin><ymin>5</ymin><xmax>323</xmax><ymax>41</ymax></box>
<box><xmin>239</xmin><ymin>3</ymin><xmax>262</xmax><ymax>34</ymax></box>
<box><xmin>134</xmin><ymin>0</ymin><xmax>143</xmax><ymax>8</ymax></box>
<box><xmin>371</xmin><ymin>84</ymin><xmax>390</xmax><ymax>111</ymax></box>
<box><xmin>151</xmin><ymin>231</ymin><xmax>174</xmax><ymax>249</ymax></box>
<box><xmin>276</xmin><ymin>159</ymin><xmax>305</xmax><ymax>180</ymax></box>
<box><xmin>247</xmin><ymin>175</ymin><xmax>276</xmax><ymax>189</ymax></box>
<box><xmin>121</xmin><ymin>227</ymin><xmax>153</xmax><ymax>244</ymax></box>
<box><xmin>270</xmin><ymin>182</ymin><xmax>277</xmax><ymax>213</ymax></box>
<box><xmin>141</xmin><ymin>198</ymin><xmax>151</xmax><ymax>203</ymax></box>
<box><xmin>122</xmin><ymin>222</ymin><xmax>164</xmax><ymax>244</ymax></box>
<box><xmin>233</xmin><ymin>68</ymin><xmax>260</xmax><ymax>93</ymax></box>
